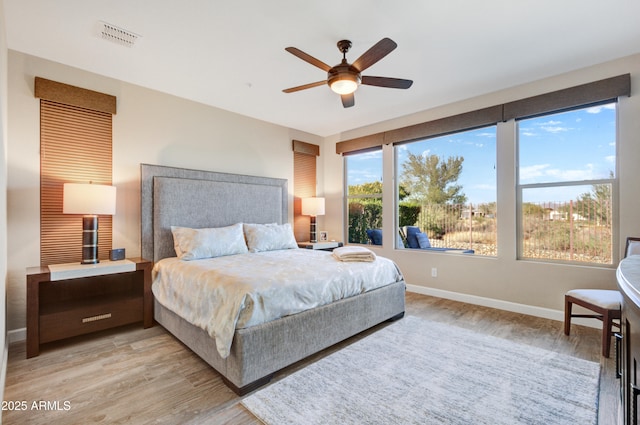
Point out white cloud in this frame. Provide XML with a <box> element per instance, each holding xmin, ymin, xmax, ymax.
<box><xmin>586</xmin><ymin>104</ymin><xmax>616</xmax><ymax>114</ymax></box>
<box><xmin>352</xmin><ymin>150</ymin><xmax>382</xmax><ymax>161</ymax></box>
<box><xmin>539</xmin><ymin>120</ymin><xmax>562</xmax><ymax>126</ymax></box>
<box><xmin>519</xmin><ymin>164</ymin><xmax>551</xmax><ymax>180</ymax></box>
<box><xmin>540</xmin><ymin>125</ymin><xmax>569</xmax><ymax>134</ymax></box>
<box><xmin>520</xmin><ymin>163</ymin><xmax>599</xmax><ymax>182</ymax></box>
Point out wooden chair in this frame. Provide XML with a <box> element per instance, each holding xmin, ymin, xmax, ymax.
<box><xmin>563</xmin><ymin>237</ymin><xmax>640</xmax><ymax>357</ymax></box>
<box><xmin>564</xmin><ymin>289</ymin><xmax>621</xmax><ymax>357</ymax></box>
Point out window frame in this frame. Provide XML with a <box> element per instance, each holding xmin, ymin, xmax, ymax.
<box><xmin>515</xmin><ymin>102</ymin><xmax>619</xmax><ymax>266</ymax></box>
<box><xmin>343</xmin><ymin>148</ymin><xmax>383</xmax><ymax>246</ymax></box>
<box><xmin>394</xmin><ymin>124</ymin><xmax>498</xmax><ymax>255</ymax></box>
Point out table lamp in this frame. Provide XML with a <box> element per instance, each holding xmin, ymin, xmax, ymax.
<box><xmin>301</xmin><ymin>197</ymin><xmax>325</xmax><ymax>243</ymax></box>
<box><xmin>63</xmin><ymin>182</ymin><xmax>116</xmax><ymax>264</ymax></box>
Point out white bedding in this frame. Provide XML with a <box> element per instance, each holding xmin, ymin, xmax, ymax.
<box><xmin>152</xmin><ymin>248</ymin><xmax>403</xmax><ymax>358</ymax></box>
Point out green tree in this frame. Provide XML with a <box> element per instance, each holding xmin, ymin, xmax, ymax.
<box><xmin>347</xmin><ymin>181</ymin><xmax>383</xmax><ymax>244</ymax></box>
<box><xmin>400</xmin><ymin>153</ymin><xmax>467</xmax><ymax>204</ymax></box>
<box><xmin>348</xmin><ymin>181</ymin><xmax>382</xmax><ymax>196</ymax></box>
<box><xmin>575</xmin><ymin>178</ymin><xmax>612</xmax><ymax>225</ymax></box>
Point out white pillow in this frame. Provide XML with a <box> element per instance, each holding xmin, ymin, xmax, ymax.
<box><xmin>171</xmin><ymin>223</ymin><xmax>248</xmax><ymax>260</ymax></box>
<box><xmin>243</xmin><ymin>223</ymin><xmax>298</xmax><ymax>253</ymax></box>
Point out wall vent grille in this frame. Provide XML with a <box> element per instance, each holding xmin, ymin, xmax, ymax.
<box><xmin>100</xmin><ymin>21</ymin><xmax>139</xmax><ymax>47</ymax></box>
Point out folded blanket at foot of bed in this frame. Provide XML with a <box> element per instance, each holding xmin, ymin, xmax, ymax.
<box><xmin>332</xmin><ymin>246</ymin><xmax>377</xmax><ymax>262</ymax></box>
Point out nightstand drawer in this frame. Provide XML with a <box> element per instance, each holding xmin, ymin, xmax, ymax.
<box><xmin>39</xmin><ymin>295</ymin><xmax>143</xmax><ymax>344</ymax></box>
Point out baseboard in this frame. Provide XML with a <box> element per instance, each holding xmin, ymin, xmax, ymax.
<box><xmin>8</xmin><ymin>327</ymin><xmax>26</xmax><ymax>343</ymax></box>
<box><xmin>1</xmin><ymin>332</ymin><xmax>7</xmax><ymax>415</ymax></box>
<box><xmin>406</xmin><ymin>284</ymin><xmax>600</xmax><ymax>329</ymax></box>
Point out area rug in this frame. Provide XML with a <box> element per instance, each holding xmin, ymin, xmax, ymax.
<box><xmin>241</xmin><ymin>316</ymin><xmax>600</xmax><ymax>425</ymax></box>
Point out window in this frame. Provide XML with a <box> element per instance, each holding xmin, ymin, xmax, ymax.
<box><xmin>517</xmin><ymin>103</ymin><xmax>617</xmax><ymax>264</ymax></box>
<box><xmin>292</xmin><ymin>140</ymin><xmax>320</xmax><ymax>242</ymax></box>
<box><xmin>396</xmin><ymin>126</ymin><xmax>497</xmax><ymax>255</ymax></box>
<box><xmin>36</xmin><ymin>77</ymin><xmax>116</xmax><ymax>266</ymax></box>
<box><xmin>345</xmin><ymin>149</ymin><xmax>383</xmax><ymax>244</ymax></box>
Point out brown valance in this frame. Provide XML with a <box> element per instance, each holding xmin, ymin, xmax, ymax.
<box><xmin>35</xmin><ymin>77</ymin><xmax>117</xmax><ymax>114</ymax></box>
<box><xmin>292</xmin><ymin>139</ymin><xmax>320</xmax><ymax>156</ymax></box>
<box><xmin>336</xmin><ymin>106</ymin><xmax>502</xmax><ymax>154</ymax></box>
<box><xmin>336</xmin><ymin>74</ymin><xmax>631</xmax><ymax>155</ymax></box>
<box><xmin>503</xmin><ymin>74</ymin><xmax>630</xmax><ymax>121</ymax></box>
<box><xmin>387</xmin><ymin>105</ymin><xmax>504</xmax><ymax>146</ymax></box>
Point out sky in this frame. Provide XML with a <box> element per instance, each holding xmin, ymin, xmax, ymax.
<box><xmin>347</xmin><ymin>102</ymin><xmax>617</xmax><ymax>205</ymax></box>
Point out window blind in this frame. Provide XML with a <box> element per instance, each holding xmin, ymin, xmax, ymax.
<box><xmin>40</xmin><ymin>100</ymin><xmax>114</xmax><ymax>266</ymax></box>
<box><xmin>293</xmin><ymin>140</ymin><xmax>320</xmax><ymax>242</ymax></box>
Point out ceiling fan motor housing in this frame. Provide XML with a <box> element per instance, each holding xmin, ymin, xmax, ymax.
<box><xmin>327</xmin><ymin>62</ymin><xmax>361</xmax><ymax>90</ymax></box>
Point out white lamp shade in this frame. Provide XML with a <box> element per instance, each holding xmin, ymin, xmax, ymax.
<box><xmin>301</xmin><ymin>197</ymin><xmax>325</xmax><ymax>216</ymax></box>
<box><xmin>63</xmin><ymin>183</ymin><xmax>116</xmax><ymax>215</ymax></box>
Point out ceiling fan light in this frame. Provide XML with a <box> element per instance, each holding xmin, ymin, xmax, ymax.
<box><xmin>330</xmin><ymin>77</ymin><xmax>358</xmax><ymax>95</ymax></box>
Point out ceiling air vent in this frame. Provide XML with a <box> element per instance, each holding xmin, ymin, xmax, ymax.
<box><xmin>99</xmin><ymin>21</ymin><xmax>140</xmax><ymax>47</ymax></box>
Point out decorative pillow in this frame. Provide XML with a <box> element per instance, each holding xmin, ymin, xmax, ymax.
<box><xmin>171</xmin><ymin>223</ymin><xmax>248</xmax><ymax>260</ymax></box>
<box><xmin>416</xmin><ymin>232</ymin><xmax>432</xmax><ymax>249</ymax></box>
<box><xmin>366</xmin><ymin>229</ymin><xmax>383</xmax><ymax>245</ymax></box>
<box><xmin>405</xmin><ymin>226</ymin><xmax>422</xmax><ymax>249</ymax></box>
<box><xmin>243</xmin><ymin>223</ymin><xmax>298</xmax><ymax>253</ymax></box>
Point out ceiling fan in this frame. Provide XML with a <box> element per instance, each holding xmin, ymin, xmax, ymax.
<box><xmin>283</xmin><ymin>38</ymin><xmax>413</xmax><ymax>108</ymax></box>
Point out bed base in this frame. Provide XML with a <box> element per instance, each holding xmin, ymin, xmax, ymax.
<box><xmin>155</xmin><ymin>279</ymin><xmax>406</xmax><ymax>395</ymax></box>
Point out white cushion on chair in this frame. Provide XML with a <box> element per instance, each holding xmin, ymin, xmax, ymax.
<box><xmin>627</xmin><ymin>240</ymin><xmax>640</xmax><ymax>257</ymax></box>
<box><xmin>567</xmin><ymin>289</ymin><xmax>622</xmax><ymax>310</ymax></box>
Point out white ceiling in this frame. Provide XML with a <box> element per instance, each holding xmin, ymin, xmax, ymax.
<box><xmin>4</xmin><ymin>0</ymin><xmax>640</xmax><ymax>137</ymax></box>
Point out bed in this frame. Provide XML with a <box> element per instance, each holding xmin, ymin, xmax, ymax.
<box><xmin>141</xmin><ymin>164</ymin><xmax>406</xmax><ymax>395</ymax></box>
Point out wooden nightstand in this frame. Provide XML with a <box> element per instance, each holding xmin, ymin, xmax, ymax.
<box><xmin>297</xmin><ymin>241</ymin><xmax>344</xmax><ymax>251</ymax></box>
<box><xmin>26</xmin><ymin>257</ymin><xmax>153</xmax><ymax>358</ymax></box>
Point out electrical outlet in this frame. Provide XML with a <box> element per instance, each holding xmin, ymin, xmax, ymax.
<box><xmin>431</xmin><ymin>267</ymin><xmax>437</xmax><ymax>277</ymax></box>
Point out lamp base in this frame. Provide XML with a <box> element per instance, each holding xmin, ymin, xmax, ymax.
<box><xmin>81</xmin><ymin>215</ymin><xmax>99</xmax><ymax>265</ymax></box>
<box><xmin>309</xmin><ymin>216</ymin><xmax>317</xmax><ymax>243</ymax></box>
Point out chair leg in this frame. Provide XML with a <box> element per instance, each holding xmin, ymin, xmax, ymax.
<box><xmin>602</xmin><ymin>310</ymin><xmax>612</xmax><ymax>358</ymax></box>
<box><xmin>564</xmin><ymin>297</ymin><xmax>572</xmax><ymax>336</ymax></box>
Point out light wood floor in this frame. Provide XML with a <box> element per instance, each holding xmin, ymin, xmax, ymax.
<box><xmin>3</xmin><ymin>292</ymin><xmax>618</xmax><ymax>424</ymax></box>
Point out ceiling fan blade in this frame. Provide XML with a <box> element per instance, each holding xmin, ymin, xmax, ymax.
<box><xmin>361</xmin><ymin>76</ymin><xmax>413</xmax><ymax>89</ymax></box>
<box><xmin>285</xmin><ymin>47</ymin><xmax>332</xmax><ymax>72</ymax></box>
<box><xmin>282</xmin><ymin>80</ymin><xmax>327</xmax><ymax>93</ymax></box>
<box><xmin>341</xmin><ymin>93</ymin><xmax>355</xmax><ymax>108</ymax></box>
<box><xmin>352</xmin><ymin>38</ymin><xmax>397</xmax><ymax>72</ymax></box>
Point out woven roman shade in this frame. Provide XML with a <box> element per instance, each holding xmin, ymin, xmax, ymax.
<box><xmin>293</xmin><ymin>140</ymin><xmax>320</xmax><ymax>242</ymax></box>
<box><xmin>336</xmin><ymin>74</ymin><xmax>631</xmax><ymax>155</ymax></box>
<box><xmin>503</xmin><ymin>74</ymin><xmax>631</xmax><ymax>121</ymax></box>
<box><xmin>37</xmin><ymin>78</ymin><xmax>116</xmax><ymax>266</ymax></box>
<box><xmin>336</xmin><ymin>106</ymin><xmax>503</xmax><ymax>154</ymax></box>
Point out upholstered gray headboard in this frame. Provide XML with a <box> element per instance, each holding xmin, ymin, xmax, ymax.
<box><xmin>141</xmin><ymin>164</ymin><xmax>288</xmax><ymax>263</ymax></box>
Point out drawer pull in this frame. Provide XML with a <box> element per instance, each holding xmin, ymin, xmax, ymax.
<box><xmin>615</xmin><ymin>333</ymin><xmax>623</xmax><ymax>379</ymax></box>
<box><xmin>82</xmin><ymin>313</ymin><xmax>112</xmax><ymax>323</ymax></box>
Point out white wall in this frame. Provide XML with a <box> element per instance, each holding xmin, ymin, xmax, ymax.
<box><xmin>5</xmin><ymin>50</ymin><xmax>322</xmax><ymax>332</ymax></box>
<box><xmin>322</xmin><ymin>54</ymin><xmax>640</xmax><ymax>314</ymax></box>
